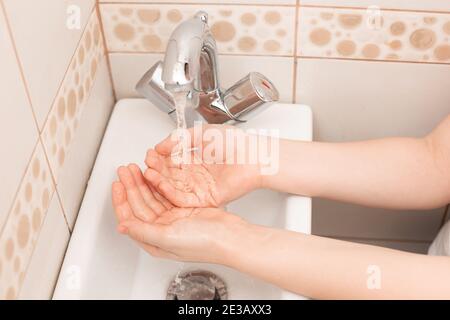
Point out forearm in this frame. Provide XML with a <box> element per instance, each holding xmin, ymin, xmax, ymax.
<box><xmin>222</xmin><ymin>223</ymin><xmax>450</xmax><ymax>299</ymax></box>
<box><xmin>262</xmin><ymin>136</ymin><xmax>449</xmax><ymax>210</ymax></box>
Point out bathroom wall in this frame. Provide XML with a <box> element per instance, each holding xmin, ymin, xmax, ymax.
<box><xmin>98</xmin><ymin>0</ymin><xmax>450</xmax><ymax>254</ymax></box>
<box><xmin>0</xmin><ymin>0</ymin><xmax>115</xmax><ymax>299</ymax></box>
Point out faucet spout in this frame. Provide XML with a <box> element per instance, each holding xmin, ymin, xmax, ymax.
<box><xmin>135</xmin><ymin>10</ymin><xmax>279</xmax><ymax>127</ymax></box>
<box><xmin>162</xmin><ymin>11</ymin><xmax>219</xmax><ymax>93</ymax></box>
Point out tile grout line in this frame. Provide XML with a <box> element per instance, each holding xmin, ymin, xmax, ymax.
<box><xmin>96</xmin><ymin>0</ymin><xmax>117</xmax><ymax>102</ymax></box>
<box><xmin>291</xmin><ymin>0</ymin><xmax>300</xmax><ymax>103</ymax></box>
<box><xmin>38</xmin><ymin>8</ymin><xmax>101</xmax><ymax>227</ymax></box>
<box><xmin>109</xmin><ymin>50</ymin><xmax>296</xmax><ymax>58</ymax></box>
<box><xmin>0</xmin><ymin>0</ymin><xmax>40</xmax><ymax>133</ymax></box>
<box><xmin>106</xmin><ymin>50</ymin><xmax>450</xmax><ymax>66</ymax></box>
<box><xmin>297</xmin><ymin>55</ymin><xmax>450</xmax><ymax>66</ymax></box>
<box><xmin>0</xmin><ymin>140</ymin><xmax>39</xmax><ymax>239</ymax></box>
<box><xmin>99</xmin><ymin>2</ymin><xmax>450</xmax><ymax>13</ymax></box>
<box><xmin>53</xmin><ymin>48</ymin><xmax>111</xmax><ymax>233</ymax></box>
<box><xmin>299</xmin><ymin>4</ymin><xmax>450</xmax><ymax>15</ymax></box>
<box><xmin>0</xmin><ymin>1</ymin><xmax>50</xmax><ymax>241</ymax></box>
<box><xmin>54</xmin><ymin>189</ymin><xmax>72</xmax><ymax>233</ymax></box>
<box><xmin>16</xmin><ymin>188</ymin><xmax>59</xmax><ymax>299</ymax></box>
<box><xmin>38</xmin><ymin>4</ymin><xmax>97</xmax><ymax>134</ymax></box>
<box><xmin>101</xmin><ymin>1</ymin><xmax>296</xmax><ymax>8</ymax></box>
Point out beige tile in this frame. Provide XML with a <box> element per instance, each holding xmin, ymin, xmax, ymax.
<box><xmin>313</xmin><ymin>199</ymin><xmax>445</xmax><ymax>241</ymax></box>
<box><xmin>338</xmin><ymin>237</ymin><xmax>432</xmax><ymax>254</ymax></box>
<box><xmin>41</xmin><ymin>12</ymin><xmax>106</xmax><ymax>183</ymax></box>
<box><xmin>100</xmin><ymin>0</ymin><xmax>297</xmax><ymax>5</ymax></box>
<box><xmin>3</xmin><ymin>0</ymin><xmax>96</xmax><ymax>129</ymax></box>
<box><xmin>57</xmin><ymin>59</ymin><xmax>115</xmax><ymax>229</ymax></box>
<box><xmin>300</xmin><ymin>0</ymin><xmax>450</xmax><ymax>11</ymax></box>
<box><xmin>0</xmin><ymin>143</ymin><xmax>55</xmax><ymax>300</ymax></box>
<box><xmin>19</xmin><ymin>193</ymin><xmax>69</xmax><ymax>300</ymax></box>
<box><xmin>295</xmin><ymin>58</ymin><xmax>450</xmax><ymax>142</ymax></box>
<box><xmin>0</xmin><ymin>7</ymin><xmax>38</xmax><ymax>233</ymax></box>
<box><xmin>100</xmin><ymin>4</ymin><xmax>296</xmax><ymax>56</ymax></box>
<box><xmin>110</xmin><ymin>53</ymin><xmax>294</xmax><ymax>102</ymax></box>
<box><xmin>298</xmin><ymin>7</ymin><xmax>450</xmax><ymax>63</ymax></box>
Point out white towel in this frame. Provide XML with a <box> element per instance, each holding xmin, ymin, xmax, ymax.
<box><xmin>428</xmin><ymin>220</ymin><xmax>450</xmax><ymax>256</ymax></box>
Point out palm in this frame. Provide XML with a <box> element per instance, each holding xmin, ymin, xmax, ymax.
<box><xmin>143</xmin><ymin>125</ymin><xmax>262</xmax><ymax>208</ymax></box>
<box><xmin>144</xmin><ymin>148</ymin><xmax>259</xmax><ymax>208</ymax></box>
<box><xmin>112</xmin><ymin>164</ymin><xmax>243</xmax><ymax>263</ymax></box>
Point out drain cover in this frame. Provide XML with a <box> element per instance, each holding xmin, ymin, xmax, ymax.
<box><xmin>166</xmin><ymin>270</ymin><xmax>227</xmax><ymax>300</ymax></box>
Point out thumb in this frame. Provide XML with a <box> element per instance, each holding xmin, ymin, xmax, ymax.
<box><xmin>119</xmin><ymin>220</ymin><xmax>170</xmax><ymax>249</ymax></box>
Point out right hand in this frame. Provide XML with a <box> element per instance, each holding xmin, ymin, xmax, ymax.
<box><xmin>143</xmin><ymin>124</ymin><xmax>263</xmax><ymax>208</ymax></box>
<box><xmin>112</xmin><ymin>164</ymin><xmax>248</xmax><ymax>264</ymax></box>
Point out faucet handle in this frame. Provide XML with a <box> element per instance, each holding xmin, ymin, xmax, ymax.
<box><xmin>222</xmin><ymin>72</ymin><xmax>279</xmax><ymax>122</ymax></box>
<box><xmin>135</xmin><ymin>61</ymin><xmax>175</xmax><ymax>114</ymax></box>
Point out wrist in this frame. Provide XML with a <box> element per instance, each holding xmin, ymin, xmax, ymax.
<box><xmin>214</xmin><ymin>219</ymin><xmax>265</xmax><ymax>270</ymax></box>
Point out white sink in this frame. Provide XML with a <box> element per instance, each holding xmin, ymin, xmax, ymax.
<box><xmin>53</xmin><ymin>99</ymin><xmax>312</xmax><ymax>300</ymax></box>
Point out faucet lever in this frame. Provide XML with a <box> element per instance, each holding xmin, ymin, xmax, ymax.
<box><xmin>135</xmin><ymin>11</ymin><xmax>279</xmax><ymax>127</ymax></box>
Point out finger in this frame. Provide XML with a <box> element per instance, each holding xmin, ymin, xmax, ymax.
<box><xmin>145</xmin><ymin>149</ymin><xmax>165</xmax><ymax>172</ymax></box>
<box><xmin>119</xmin><ymin>220</ymin><xmax>170</xmax><ymax>249</ymax></box>
<box><xmin>144</xmin><ymin>168</ymin><xmax>200</xmax><ymax>207</ymax></box>
<box><xmin>117</xmin><ymin>166</ymin><xmax>157</xmax><ymax>222</ymax></box>
<box><xmin>147</xmin><ymin>182</ymin><xmax>173</xmax><ymax>210</ymax></box>
<box><xmin>155</xmin><ymin>127</ymin><xmax>198</xmax><ymax>156</ymax></box>
<box><xmin>128</xmin><ymin>164</ymin><xmax>166</xmax><ymax>215</ymax></box>
<box><xmin>111</xmin><ymin>181</ymin><xmax>133</xmax><ymax>222</ymax></box>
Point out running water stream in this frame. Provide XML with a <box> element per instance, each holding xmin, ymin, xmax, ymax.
<box><xmin>171</xmin><ymin>91</ymin><xmax>189</xmax><ymax>164</ymax></box>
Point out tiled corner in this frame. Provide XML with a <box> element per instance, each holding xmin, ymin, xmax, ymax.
<box><xmin>41</xmin><ymin>12</ymin><xmax>106</xmax><ymax>184</ymax></box>
<box><xmin>298</xmin><ymin>7</ymin><xmax>450</xmax><ymax>63</ymax></box>
<box><xmin>2</xmin><ymin>0</ymin><xmax>96</xmax><ymax>129</ymax></box>
<box><xmin>18</xmin><ymin>193</ymin><xmax>69</xmax><ymax>299</ymax></box>
<box><xmin>0</xmin><ymin>143</ymin><xmax>55</xmax><ymax>300</ymax></box>
<box><xmin>100</xmin><ymin>4</ymin><xmax>295</xmax><ymax>56</ymax></box>
<box><xmin>57</xmin><ymin>59</ymin><xmax>115</xmax><ymax>229</ymax></box>
<box><xmin>0</xmin><ymin>5</ymin><xmax>38</xmax><ymax>229</ymax></box>
<box><xmin>110</xmin><ymin>53</ymin><xmax>294</xmax><ymax>102</ymax></box>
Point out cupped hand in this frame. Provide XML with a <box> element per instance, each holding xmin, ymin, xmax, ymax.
<box><xmin>112</xmin><ymin>164</ymin><xmax>247</xmax><ymax>264</ymax></box>
<box><xmin>144</xmin><ymin>124</ymin><xmax>263</xmax><ymax>208</ymax></box>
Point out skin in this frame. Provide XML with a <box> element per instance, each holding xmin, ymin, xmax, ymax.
<box><xmin>112</xmin><ymin>115</ymin><xmax>450</xmax><ymax>299</ymax></box>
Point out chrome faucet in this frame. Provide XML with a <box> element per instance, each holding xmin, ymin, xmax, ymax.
<box><xmin>136</xmin><ymin>11</ymin><xmax>279</xmax><ymax>127</ymax></box>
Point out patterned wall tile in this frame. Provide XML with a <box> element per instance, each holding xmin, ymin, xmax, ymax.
<box><xmin>0</xmin><ymin>143</ymin><xmax>55</xmax><ymax>300</ymax></box>
<box><xmin>300</xmin><ymin>0</ymin><xmax>450</xmax><ymax>12</ymax></box>
<box><xmin>100</xmin><ymin>0</ymin><xmax>296</xmax><ymax>4</ymax></box>
<box><xmin>100</xmin><ymin>4</ymin><xmax>295</xmax><ymax>56</ymax></box>
<box><xmin>41</xmin><ymin>11</ymin><xmax>105</xmax><ymax>183</ymax></box>
<box><xmin>298</xmin><ymin>7</ymin><xmax>450</xmax><ymax>63</ymax></box>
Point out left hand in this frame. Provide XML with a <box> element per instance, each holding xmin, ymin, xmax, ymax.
<box><xmin>112</xmin><ymin>164</ymin><xmax>248</xmax><ymax>264</ymax></box>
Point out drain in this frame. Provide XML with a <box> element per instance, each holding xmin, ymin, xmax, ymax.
<box><xmin>166</xmin><ymin>270</ymin><xmax>227</xmax><ymax>300</ymax></box>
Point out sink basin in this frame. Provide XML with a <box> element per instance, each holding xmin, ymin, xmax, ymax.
<box><xmin>53</xmin><ymin>99</ymin><xmax>312</xmax><ymax>300</ymax></box>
